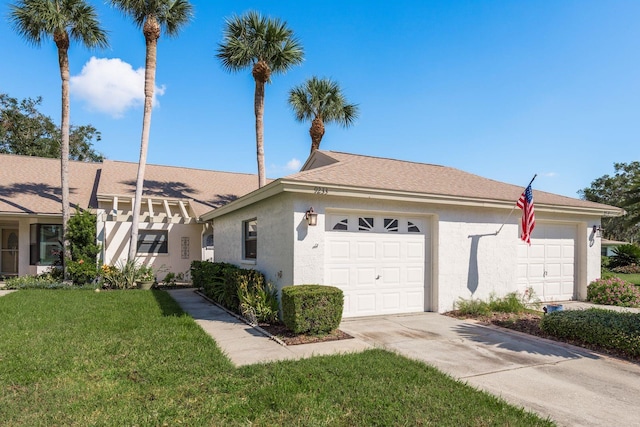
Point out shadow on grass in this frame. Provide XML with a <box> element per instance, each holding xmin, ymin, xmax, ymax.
<box><xmin>151</xmin><ymin>289</ymin><xmax>187</xmax><ymax>317</ymax></box>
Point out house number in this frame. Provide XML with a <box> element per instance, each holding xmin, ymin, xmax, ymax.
<box><xmin>314</xmin><ymin>187</ymin><xmax>329</xmax><ymax>195</ymax></box>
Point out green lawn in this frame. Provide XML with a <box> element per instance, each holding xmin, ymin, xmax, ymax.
<box><xmin>612</xmin><ymin>272</ymin><xmax>640</xmax><ymax>285</ymax></box>
<box><xmin>0</xmin><ymin>290</ymin><xmax>552</xmax><ymax>426</ymax></box>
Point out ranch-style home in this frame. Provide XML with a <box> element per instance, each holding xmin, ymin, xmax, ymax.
<box><xmin>0</xmin><ymin>151</ymin><xmax>623</xmax><ymax>315</ymax></box>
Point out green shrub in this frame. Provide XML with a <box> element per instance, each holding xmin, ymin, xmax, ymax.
<box><xmin>66</xmin><ymin>259</ymin><xmax>98</xmax><ymax>286</ymax></box>
<box><xmin>540</xmin><ymin>309</ymin><xmax>640</xmax><ymax>358</ymax></box>
<box><xmin>66</xmin><ymin>209</ymin><xmax>100</xmax><ymax>284</ymax></box>
<box><xmin>587</xmin><ymin>277</ymin><xmax>640</xmax><ymax>307</ymax></box>
<box><xmin>610</xmin><ymin>244</ymin><xmax>640</xmax><ymax>268</ymax></box>
<box><xmin>281</xmin><ymin>285</ymin><xmax>343</xmax><ymax>334</ymax></box>
<box><xmin>611</xmin><ymin>265</ymin><xmax>640</xmax><ymax>274</ymax></box>
<box><xmin>4</xmin><ymin>274</ymin><xmax>68</xmax><ymax>290</ymax></box>
<box><xmin>455</xmin><ymin>298</ymin><xmax>491</xmax><ymax>316</ymax></box>
<box><xmin>237</xmin><ymin>277</ymin><xmax>279</xmax><ymax>324</ymax></box>
<box><xmin>455</xmin><ymin>288</ymin><xmax>540</xmax><ymax>315</ymax></box>
<box><xmin>99</xmin><ymin>260</ymin><xmax>140</xmax><ymax>290</ymax></box>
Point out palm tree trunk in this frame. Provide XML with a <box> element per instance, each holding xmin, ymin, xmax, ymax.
<box><xmin>309</xmin><ymin>116</ymin><xmax>325</xmax><ymax>153</ymax></box>
<box><xmin>128</xmin><ymin>19</ymin><xmax>159</xmax><ymax>261</ymax></box>
<box><xmin>56</xmin><ymin>31</ymin><xmax>71</xmax><ymax>278</ymax></box>
<box><xmin>254</xmin><ymin>79</ymin><xmax>266</xmax><ymax>188</ymax></box>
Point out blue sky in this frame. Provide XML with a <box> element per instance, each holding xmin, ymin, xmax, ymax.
<box><xmin>2</xmin><ymin>0</ymin><xmax>639</xmax><ymax>198</ymax></box>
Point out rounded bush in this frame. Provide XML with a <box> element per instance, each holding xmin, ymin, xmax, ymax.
<box><xmin>587</xmin><ymin>277</ymin><xmax>640</xmax><ymax>307</ymax></box>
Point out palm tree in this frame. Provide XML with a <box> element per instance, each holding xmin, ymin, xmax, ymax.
<box><xmin>288</xmin><ymin>76</ymin><xmax>359</xmax><ymax>153</ymax></box>
<box><xmin>9</xmin><ymin>0</ymin><xmax>108</xmax><ymax>276</ymax></box>
<box><xmin>217</xmin><ymin>11</ymin><xmax>304</xmax><ymax>188</ymax></box>
<box><xmin>108</xmin><ymin>0</ymin><xmax>193</xmax><ymax>261</ymax></box>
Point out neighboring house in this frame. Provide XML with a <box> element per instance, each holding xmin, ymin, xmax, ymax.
<box><xmin>601</xmin><ymin>239</ymin><xmax>629</xmax><ymax>257</ymax></box>
<box><xmin>0</xmin><ymin>154</ymin><xmax>260</xmax><ymax>279</ymax></box>
<box><xmin>202</xmin><ymin>150</ymin><xmax>624</xmax><ymax>316</ymax></box>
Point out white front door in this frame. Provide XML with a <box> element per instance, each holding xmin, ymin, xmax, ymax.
<box><xmin>517</xmin><ymin>223</ymin><xmax>576</xmax><ymax>301</ymax></box>
<box><xmin>325</xmin><ymin>215</ymin><xmax>428</xmax><ymax>317</ymax></box>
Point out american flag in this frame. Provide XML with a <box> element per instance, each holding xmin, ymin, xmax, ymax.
<box><xmin>516</xmin><ymin>184</ymin><xmax>535</xmax><ymax>244</ymax></box>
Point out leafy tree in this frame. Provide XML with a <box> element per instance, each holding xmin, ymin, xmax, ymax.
<box><xmin>217</xmin><ymin>11</ymin><xmax>304</xmax><ymax>188</ymax></box>
<box><xmin>288</xmin><ymin>76</ymin><xmax>359</xmax><ymax>154</ymax></box>
<box><xmin>0</xmin><ymin>93</ymin><xmax>103</xmax><ymax>161</ymax></box>
<box><xmin>108</xmin><ymin>0</ymin><xmax>194</xmax><ymax>261</ymax></box>
<box><xmin>9</xmin><ymin>0</ymin><xmax>108</xmax><ymax>277</ymax></box>
<box><xmin>579</xmin><ymin>162</ymin><xmax>640</xmax><ymax>242</ymax></box>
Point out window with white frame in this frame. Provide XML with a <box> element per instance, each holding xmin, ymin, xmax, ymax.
<box><xmin>243</xmin><ymin>219</ymin><xmax>257</xmax><ymax>259</ymax></box>
<box><xmin>137</xmin><ymin>230</ymin><xmax>168</xmax><ymax>254</ymax></box>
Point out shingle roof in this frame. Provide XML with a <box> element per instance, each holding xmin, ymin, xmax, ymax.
<box><xmin>288</xmin><ymin>150</ymin><xmax>621</xmax><ymax>212</ymax></box>
<box><xmin>95</xmin><ymin>160</ymin><xmax>261</xmax><ymax>217</ymax></box>
<box><xmin>0</xmin><ymin>154</ymin><xmax>262</xmax><ymax>218</ymax></box>
<box><xmin>0</xmin><ymin>154</ymin><xmax>100</xmax><ymax>215</ymax></box>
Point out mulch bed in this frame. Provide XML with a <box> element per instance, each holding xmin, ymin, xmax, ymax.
<box><xmin>445</xmin><ymin>311</ymin><xmax>640</xmax><ymax>364</ymax></box>
<box><xmin>259</xmin><ymin>322</ymin><xmax>353</xmax><ymax>346</ymax></box>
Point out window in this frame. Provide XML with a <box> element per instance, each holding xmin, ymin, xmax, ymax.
<box><xmin>332</xmin><ymin>218</ymin><xmax>348</xmax><ymax>231</ymax></box>
<box><xmin>384</xmin><ymin>218</ymin><xmax>399</xmax><ymax>232</ymax></box>
<box><xmin>137</xmin><ymin>230</ymin><xmax>168</xmax><ymax>254</ymax></box>
<box><xmin>359</xmin><ymin>217</ymin><xmax>374</xmax><ymax>231</ymax></box>
<box><xmin>243</xmin><ymin>219</ymin><xmax>257</xmax><ymax>259</ymax></box>
<box><xmin>30</xmin><ymin>224</ymin><xmax>62</xmax><ymax>266</ymax></box>
<box><xmin>408</xmin><ymin>221</ymin><xmax>421</xmax><ymax>233</ymax></box>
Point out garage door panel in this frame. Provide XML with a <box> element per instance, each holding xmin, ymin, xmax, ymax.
<box><xmin>356</xmin><ymin>241</ymin><xmax>376</xmax><ymax>260</ymax></box>
<box><xmin>406</xmin><ymin>241</ymin><xmax>424</xmax><ymax>259</ymax></box>
<box><xmin>406</xmin><ymin>267</ymin><xmax>424</xmax><ymax>284</ymax></box>
<box><xmin>328</xmin><ymin>267</ymin><xmax>349</xmax><ymax>286</ymax></box>
<box><xmin>357</xmin><ymin>294</ymin><xmax>376</xmax><ymax>313</ymax></box>
<box><xmin>382</xmin><ymin>241</ymin><xmax>401</xmax><ymax>259</ymax></box>
<box><xmin>356</xmin><ymin>267</ymin><xmax>376</xmax><ymax>286</ymax></box>
<box><xmin>546</xmin><ymin>245</ymin><xmax>562</xmax><ymax>258</ymax></box>
<box><xmin>381</xmin><ymin>267</ymin><xmax>400</xmax><ymax>285</ymax></box>
<box><xmin>328</xmin><ymin>240</ymin><xmax>350</xmax><ymax>260</ymax></box>
<box><xmin>381</xmin><ymin>292</ymin><xmax>400</xmax><ymax>310</ymax></box>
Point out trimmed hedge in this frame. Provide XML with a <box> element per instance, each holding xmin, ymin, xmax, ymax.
<box><xmin>190</xmin><ymin>261</ymin><xmax>267</xmax><ymax>315</ymax></box>
<box><xmin>540</xmin><ymin>309</ymin><xmax>640</xmax><ymax>358</ymax></box>
<box><xmin>281</xmin><ymin>285</ymin><xmax>343</xmax><ymax>334</ymax></box>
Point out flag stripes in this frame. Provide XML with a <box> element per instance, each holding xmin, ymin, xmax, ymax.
<box><xmin>517</xmin><ymin>184</ymin><xmax>535</xmax><ymax>244</ymax></box>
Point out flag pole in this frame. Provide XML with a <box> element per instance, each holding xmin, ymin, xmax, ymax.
<box><xmin>495</xmin><ymin>174</ymin><xmax>537</xmax><ymax>235</ymax></box>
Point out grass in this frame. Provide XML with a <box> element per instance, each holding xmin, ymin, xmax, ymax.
<box><xmin>611</xmin><ymin>272</ymin><xmax>640</xmax><ymax>286</ymax></box>
<box><xmin>0</xmin><ymin>290</ymin><xmax>552</xmax><ymax>426</ymax></box>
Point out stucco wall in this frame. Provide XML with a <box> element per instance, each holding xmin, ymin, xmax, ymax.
<box><xmin>212</xmin><ymin>193</ymin><xmax>294</xmax><ymax>290</ymax></box>
<box><xmin>99</xmin><ymin>216</ymin><xmax>203</xmax><ymax>279</ymax></box>
<box><xmin>212</xmin><ymin>191</ymin><xmax>606</xmax><ymax>314</ymax></box>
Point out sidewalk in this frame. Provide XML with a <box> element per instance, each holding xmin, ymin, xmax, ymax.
<box><xmin>166</xmin><ymin>288</ymin><xmax>371</xmax><ymax>366</ymax></box>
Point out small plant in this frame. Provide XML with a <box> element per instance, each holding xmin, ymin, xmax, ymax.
<box><xmin>237</xmin><ymin>277</ymin><xmax>279</xmax><ymax>324</ymax></box>
<box><xmin>4</xmin><ymin>274</ymin><xmax>68</xmax><ymax>290</ymax></box>
<box><xmin>587</xmin><ymin>277</ymin><xmax>640</xmax><ymax>307</ymax></box>
<box><xmin>136</xmin><ymin>265</ymin><xmax>155</xmax><ymax>283</ymax></box>
<box><xmin>163</xmin><ymin>272</ymin><xmax>176</xmax><ymax>285</ymax></box>
<box><xmin>454</xmin><ymin>298</ymin><xmax>491</xmax><ymax>317</ymax></box>
<box><xmin>99</xmin><ymin>260</ymin><xmax>140</xmax><ymax>290</ymax></box>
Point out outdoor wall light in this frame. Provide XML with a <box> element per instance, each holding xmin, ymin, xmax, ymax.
<box><xmin>592</xmin><ymin>225</ymin><xmax>603</xmax><ymax>237</ymax></box>
<box><xmin>305</xmin><ymin>207</ymin><xmax>318</xmax><ymax>226</ymax></box>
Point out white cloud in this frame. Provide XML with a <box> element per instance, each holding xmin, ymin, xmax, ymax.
<box><xmin>541</xmin><ymin>172</ymin><xmax>558</xmax><ymax>178</ymax></box>
<box><xmin>286</xmin><ymin>158</ymin><xmax>302</xmax><ymax>171</ymax></box>
<box><xmin>70</xmin><ymin>57</ymin><xmax>165</xmax><ymax>118</ymax></box>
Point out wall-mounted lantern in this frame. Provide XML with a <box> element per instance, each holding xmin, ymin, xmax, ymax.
<box><xmin>305</xmin><ymin>207</ymin><xmax>318</xmax><ymax>226</ymax></box>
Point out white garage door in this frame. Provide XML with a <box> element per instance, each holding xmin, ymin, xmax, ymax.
<box><xmin>517</xmin><ymin>223</ymin><xmax>576</xmax><ymax>302</ymax></box>
<box><xmin>325</xmin><ymin>214</ymin><xmax>427</xmax><ymax>317</ymax></box>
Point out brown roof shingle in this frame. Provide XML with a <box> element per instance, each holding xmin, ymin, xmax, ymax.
<box><xmin>0</xmin><ymin>154</ymin><xmax>100</xmax><ymax>215</ymax></box>
<box><xmin>288</xmin><ymin>151</ymin><xmax>621</xmax><ymax>212</ymax></box>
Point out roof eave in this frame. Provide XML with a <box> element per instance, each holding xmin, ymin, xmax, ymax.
<box><xmin>199</xmin><ymin>179</ymin><xmax>624</xmax><ymax>220</ymax></box>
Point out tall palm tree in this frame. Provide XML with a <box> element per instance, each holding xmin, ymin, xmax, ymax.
<box><xmin>288</xmin><ymin>76</ymin><xmax>359</xmax><ymax>153</ymax></box>
<box><xmin>217</xmin><ymin>11</ymin><xmax>304</xmax><ymax>188</ymax></box>
<box><xmin>9</xmin><ymin>0</ymin><xmax>108</xmax><ymax>276</ymax></box>
<box><xmin>108</xmin><ymin>0</ymin><xmax>193</xmax><ymax>261</ymax></box>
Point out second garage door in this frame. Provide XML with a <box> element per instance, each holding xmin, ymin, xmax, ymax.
<box><xmin>517</xmin><ymin>223</ymin><xmax>577</xmax><ymax>302</ymax></box>
<box><xmin>325</xmin><ymin>214</ymin><xmax>428</xmax><ymax>317</ymax></box>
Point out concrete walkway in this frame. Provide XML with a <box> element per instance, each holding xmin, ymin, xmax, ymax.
<box><xmin>167</xmin><ymin>289</ymin><xmax>371</xmax><ymax>366</ymax></box>
<box><xmin>168</xmin><ymin>289</ymin><xmax>640</xmax><ymax>426</ymax></box>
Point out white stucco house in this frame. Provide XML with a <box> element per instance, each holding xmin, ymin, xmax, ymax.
<box><xmin>0</xmin><ymin>151</ymin><xmax>623</xmax><ymax>316</ymax></box>
<box><xmin>202</xmin><ymin>150</ymin><xmax>623</xmax><ymax>316</ymax></box>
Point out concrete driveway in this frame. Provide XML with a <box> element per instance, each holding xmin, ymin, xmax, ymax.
<box><xmin>340</xmin><ymin>313</ymin><xmax>640</xmax><ymax>427</ymax></box>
